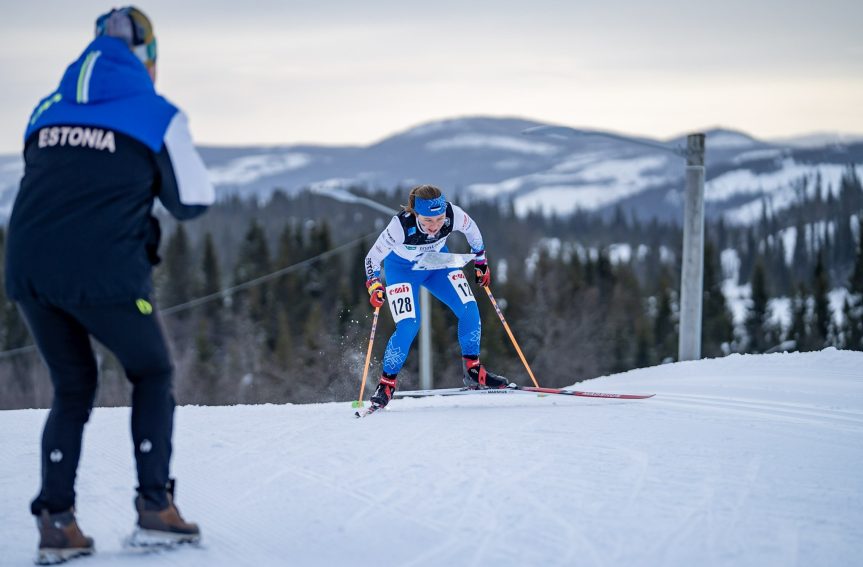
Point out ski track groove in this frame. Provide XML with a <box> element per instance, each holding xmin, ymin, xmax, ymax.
<box><xmin>660</xmin><ymin>392</ymin><xmax>863</xmax><ymax>423</ymax></box>
<box><xmin>652</xmin><ymin>395</ymin><xmax>863</xmax><ymax>433</ymax></box>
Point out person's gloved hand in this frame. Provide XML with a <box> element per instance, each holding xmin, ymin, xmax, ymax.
<box><xmin>366</xmin><ymin>277</ymin><xmax>385</xmax><ymax>308</ymax></box>
<box><xmin>474</xmin><ymin>254</ymin><xmax>491</xmax><ymax>287</ymax></box>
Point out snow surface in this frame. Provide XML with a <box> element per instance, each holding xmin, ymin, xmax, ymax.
<box><xmin>731</xmin><ymin>149</ymin><xmax>787</xmax><ymax>165</ymax></box>
<box><xmin>606</xmin><ymin>243</ymin><xmax>649</xmax><ymax>265</ymax></box>
<box><xmin>705</xmin><ymin>131</ymin><xmax>759</xmax><ymax>149</ymax></box>
<box><xmin>468</xmin><ymin>155</ymin><xmax>672</xmax><ymax>216</ymax></box>
<box><xmin>426</xmin><ymin>135</ymin><xmax>559</xmax><ymax>156</ymax></box>
<box><xmin>779</xmin><ymin>226</ymin><xmax>797</xmax><ymax>266</ymax></box>
<box><xmin>208</xmin><ymin>152</ymin><xmax>311</xmax><ymax>185</ymax></box>
<box><xmin>2</xmin><ymin>350</ymin><xmax>862</xmax><ymax>566</ymax></box>
<box><xmin>509</xmin><ymin>156</ymin><xmax>671</xmax><ymax>216</ymax></box>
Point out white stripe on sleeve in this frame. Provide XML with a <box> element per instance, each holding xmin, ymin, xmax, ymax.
<box><xmin>452</xmin><ymin>205</ymin><xmax>484</xmax><ymax>253</ymax></box>
<box><xmin>163</xmin><ymin>112</ymin><xmax>215</xmax><ymax>205</ymax></box>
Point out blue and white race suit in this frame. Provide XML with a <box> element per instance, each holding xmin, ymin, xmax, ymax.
<box><xmin>364</xmin><ymin>203</ymin><xmax>485</xmax><ymax>374</ymax></box>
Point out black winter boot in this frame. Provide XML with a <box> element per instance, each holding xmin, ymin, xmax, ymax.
<box><xmin>370</xmin><ymin>375</ymin><xmax>398</xmax><ymax>407</ymax></box>
<box><xmin>463</xmin><ymin>358</ymin><xmax>511</xmax><ymax>389</ymax></box>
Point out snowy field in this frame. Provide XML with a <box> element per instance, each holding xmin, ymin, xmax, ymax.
<box><xmin>1</xmin><ymin>349</ymin><xmax>862</xmax><ymax>566</ymax></box>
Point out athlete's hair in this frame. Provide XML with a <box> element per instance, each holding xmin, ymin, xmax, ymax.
<box><xmin>402</xmin><ymin>184</ymin><xmax>443</xmax><ymax>215</ymax></box>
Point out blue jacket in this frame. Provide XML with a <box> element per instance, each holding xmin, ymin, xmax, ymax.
<box><xmin>6</xmin><ymin>36</ymin><xmax>214</xmax><ymax>306</ymax></box>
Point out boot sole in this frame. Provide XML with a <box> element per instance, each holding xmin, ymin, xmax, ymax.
<box><xmin>36</xmin><ymin>546</ymin><xmax>94</xmax><ymax>565</ymax></box>
<box><xmin>124</xmin><ymin>528</ymin><xmax>200</xmax><ymax>550</ymax></box>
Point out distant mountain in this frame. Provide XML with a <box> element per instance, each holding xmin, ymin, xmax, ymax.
<box><xmin>1</xmin><ymin>117</ymin><xmax>861</xmax><ymax>224</ymax></box>
<box><xmin>767</xmin><ymin>132</ymin><xmax>863</xmax><ymax>148</ymax></box>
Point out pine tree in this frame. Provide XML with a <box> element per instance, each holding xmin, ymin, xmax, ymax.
<box><xmin>811</xmin><ymin>251</ymin><xmax>831</xmax><ymax>348</ymax></box>
<box><xmin>234</xmin><ymin>220</ymin><xmax>271</xmax><ymax>318</ymax></box>
<box><xmin>306</xmin><ymin>221</ymin><xmax>340</xmax><ymax>306</ymax></box>
<box><xmin>595</xmin><ymin>251</ymin><xmax>615</xmax><ymax>305</ymax></box>
<box><xmin>702</xmin><ymin>240</ymin><xmax>733</xmax><ymax>357</ymax></box>
<box><xmin>850</xmin><ymin>217</ymin><xmax>863</xmax><ymax>297</ymax></box>
<box><xmin>192</xmin><ymin>317</ymin><xmax>222</xmax><ymax>405</ymax></box>
<box><xmin>188</xmin><ymin>232</ymin><xmax>225</xmax><ymax>398</ymax></box>
<box><xmin>792</xmin><ymin>219</ymin><xmax>808</xmax><ymax>285</ymax></box>
<box><xmin>653</xmin><ymin>269</ymin><xmax>676</xmax><ymax>362</ymax></box>
<box><xmin>789</xmin><ymin>285</ymin><xmax>809</xmax><ymax>351</ymax></box>
<box><xmin>745</xmin><ymin>260</ymin><xmax>770</xmax><ymax>352</ymax></box>
<box><xmin>0</xmin><ymin>228</ymin><xmax>29</xmax><ymax>351</ymax></box>
<box><xmin>845</xmin><ymin>217</ymin><xmax>863</xmax><ymax>350</ymax></box>
<box><xmin>608</xmin><ymin>263</ymin><xmax>645</xmax><ymax>372</ymax></box>
<box><xmin>840</xmin><ymin>166</ymin><xmax>863</xmax><ymax>211</ymax></box>
<box><xmin>160</xmin><ymin>224</ymin><xmax>194</xmax><ymax>310</ymax></box>
<box><xmin>634</xmin><ymin>319</ymin><xmax>653</xmax><ymax>368</ymax></box>
<box><xmin>272</xmin><ymin>222</ymin><xmax>304</xmax><ymax>324</ymax></box>
<box><xmin>199</xmin><ymin>233</ymin><xmax>222</xmax><ymax>321</ymax></box>
<box><xmin>275</xmin><ymin>308</ymin><xmax>294</xmax><ymax>368</ymax></box>
<box><xmin>772</xmin><ymin>235</ymin><xmax>791</xmax><ymax>296</ymax></box>
<box><xmin>741</xmin><ymin>228</ymin><xmax>758</xmax><ymax>283</ymax></box>
<box><xmin>303</xmin><ymin>302</ymin><xmax>324</xmax><ymax>352</ymax></box>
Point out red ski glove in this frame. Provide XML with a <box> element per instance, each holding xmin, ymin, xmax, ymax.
<box><xmin>474</xmin><ymin>258</ymin><xmax>491</xmax><ymax>287</ymax></box>
<box><xmin>366</xmin><ymin>277</ymin><xmax>385</xmax><ymax>308</ymax></box>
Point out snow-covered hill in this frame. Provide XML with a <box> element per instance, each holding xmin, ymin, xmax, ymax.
<box><xmin>1</xmin><ymin>117</ymin><xmax>861</xmax><ymax>224</ymax></box>
<box><xmin>1</xmin><ymin>349</ymin><xmax>861</xmax><ymax>566</ymax></box>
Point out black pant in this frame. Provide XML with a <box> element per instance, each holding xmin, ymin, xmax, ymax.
<box><xmin>18</xmin><ymin>298</ymin><xmax>175</xmax><ymax>515</ymax></box>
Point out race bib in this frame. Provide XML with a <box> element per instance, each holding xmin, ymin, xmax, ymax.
<box><xmin>386</xmin><ymin>282</ymin><xmax>416</xmax><ymax>323</ymax></box>
<box><xmin>447</xmin><ymin>270</ymin><xmax>476</xmax><ymax>304</ymax></box>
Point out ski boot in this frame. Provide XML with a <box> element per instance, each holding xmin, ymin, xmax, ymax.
<box><xmin>463</xmin><ymin>358</ymin><xmax>511</xmax><ymax>389</ymax></box>
<box><xmin>370</xmin><ymin>375</ymin><xmax>398</xmax><ymax>408</ymax></box>
<box><xmin>127</xmin><ymin>479</ymin><xmax>200</xmax><ymax>549</ymax></box>
<box><xmin>35</xmin><ymin>508</ymin><xmax>94</xmax><ymax>565</ymax></box>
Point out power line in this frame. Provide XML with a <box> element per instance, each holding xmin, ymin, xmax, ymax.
<box><xmin>0</xmin><ymin>344</ymin><xmax>38</xmax><ymax>359</ymax></box>
<box><xmin>160</xmin><ymin>230</ymin><xmax>376</xmax><ymax>315</ymax></box>
<box><xmin>0</xmin><ymin>230</ymin><xmax>378</xmax><ymax>359</ymax></box>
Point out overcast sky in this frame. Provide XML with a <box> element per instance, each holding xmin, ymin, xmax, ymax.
<box><xmin>1</xmin><ymin>0</ymin><xmax>861</xmax><ymax>153</ymax></box>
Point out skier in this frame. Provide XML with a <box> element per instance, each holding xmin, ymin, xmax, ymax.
<box><xmin>5</xmin><ymin>7</ymin><xmax>212</xmax><ymax>563</ymax></box>
<box><xmin>364</xmin><ymin>184</ymin><xmax>510</xmax><ymax>409</ymax></box>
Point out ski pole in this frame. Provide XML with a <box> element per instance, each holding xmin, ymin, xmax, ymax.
<box><xmin>483</xmin><ymin>286</ymin><xmax>541</xmax><ymax>388</ymax></box>
<box><xmin>353</xmin><ymin>306</ymin><xmax>380</xmax><ymax>408</ymax></box>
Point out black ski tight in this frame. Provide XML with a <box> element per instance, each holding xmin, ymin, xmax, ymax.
<box><xmin>18</xmin><ymin>298</ymin><xmax>175</xmax><ymax>515</ymax></box>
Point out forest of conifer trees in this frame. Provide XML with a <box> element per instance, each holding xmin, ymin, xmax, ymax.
<box><xmin>1</xmin><ymin>167</ymin><xmax>861</xmax><ymax>409</ymax></box>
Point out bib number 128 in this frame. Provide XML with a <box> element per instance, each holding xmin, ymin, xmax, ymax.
<box><xmin>393</xmin><ymin>296</ymin><xmax>413</xmax><ymax>315</ymax></box>
<box><xmin>386</xmin><ymin>282</ymin><xmax>416</xmax><ymax>322</ymax></box>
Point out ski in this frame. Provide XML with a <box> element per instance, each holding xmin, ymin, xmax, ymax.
<box><xmin>354</xmin><ymin>404</ymin><xmax>385</xmax><ymax>418</ymax></box>
<box><xmin>393</xmin><ymin>387</ymin><xmax>518</xmax><ymax>398</ymax></box>
<box><xmin>518</xmin><ymin>386</ymin><xmax>655</xmax><ymax>400</ymax></box>
<box><xmin>393</xmin><ymin>385</ymin><xmax>654</xmax><ymax>400</ymax></box>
